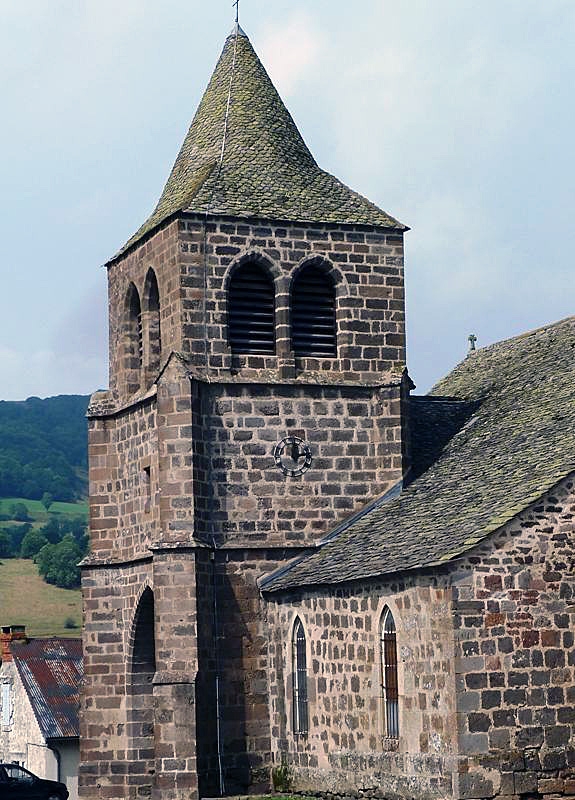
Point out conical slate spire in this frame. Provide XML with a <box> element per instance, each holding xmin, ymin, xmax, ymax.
<box><xmin>120</xmin><ymin>28</ymin><xmax>403</xmax><ymax>255</ymax></box>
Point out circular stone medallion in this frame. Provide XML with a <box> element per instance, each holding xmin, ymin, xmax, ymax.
<box><xmin>273</xmin><ymin>436</ymin><xmax>313</xmax><ymax>477</ymax></box>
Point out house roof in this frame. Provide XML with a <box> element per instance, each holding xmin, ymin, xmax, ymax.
<box><xmin>262</xmin><ymin>315</ymin><xmax>575</xmax><ymax>592</ymax></box>
<box><xmin>12</xmin><ymin>638</ymin><xmax>82</xmax><ymax>740</ymax></box>
<box><xmin>115</xmin><ymin>26</ymin><xmax>404</xmax><ymax>259</ymax></box>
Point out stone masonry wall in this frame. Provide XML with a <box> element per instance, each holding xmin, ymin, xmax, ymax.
<box><xmin>80</xmin><ymin>550</ymin><xmax>202</xmax><ymax>800</ymax></box>
<box><xmin>263</xmin><ymin>473</ymin><xmax>575</xmax><ymax>800</ymax></box>
<box><xmin>265</xmin><ymin>574</ymin><xmax>459</xmax><ymax>800</ymax></box>
<box><xmin>88</xmin><ymin>396</ymin><xmax>160</xmax><ymax>562</ymax></box>
<box><xmin>107</xmin><ymin>219</ymin><xmax>183</xmax><ymax>400</ymax></box>
<box><xmin>107</xmin><ymin>214</ymin><xmax>406</xmax><ymax>406</ymax></box>
<box><xmin>451</xmin><ymin>473</ymin><xmax>575</xmax><ymax>800</ymax></box>
<box><xmin>89</xmin><ymin>367</ymin><xmax>406</xmax><ymax>559</ymax></box>
<box><xmin>192</xmin><ymin>380</ymin><xmax>406</xmax><ymax>547</ymax></box>
<box><xmin>196</xmin><ymin>547</ymin><xmax>314</xmax><ymax>797</ymax></box>
<box><xmin>180</xmin><ymin>215</ymin><xmax>406</xmax><ymax>383</ymax></box>
<box><xmin>80</xmin><ymin>561</ymin><xmax>152</xmax><ymax>800</ymax></box>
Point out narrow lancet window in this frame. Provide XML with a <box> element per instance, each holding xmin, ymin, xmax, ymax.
<box><xmin>381</xmin><ymin>607</ymin><xmax>399</xmax><ymax>738</ymax></box>
<box><xmin>291</xmin><ymin>264</ymin><xmax>336</xmax><ymax>357</ymax></box>
<box><xmin>292</xmin><ymin>617</ymin><xmax>308</xmax><ymax>735</ymax></box>
<box><xmin>228</xmin><ymin>261</ymin><xmax>275</xmax><ymax>354</ymax></box>
<box><xmin>143</xmin><ymin>269</ymin><xmax>161</xmax><ymax>378</ymax></box>
<box><xmin>124</xmin><ymin>283</ymin><xmax>143</xmax><ymax>393</ymax></box>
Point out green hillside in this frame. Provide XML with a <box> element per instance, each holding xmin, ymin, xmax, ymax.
<box><xmin>0</xmin><ymin>394</ymin><xmax>90</xmax><ymax>501</ymax></box>
<box><xmin>0</xmin><ymin>558</ymin><xmax>81</xmax><ymax>637</ymax></box>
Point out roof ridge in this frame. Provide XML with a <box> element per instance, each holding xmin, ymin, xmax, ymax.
<box><xmin>430</xmin><ymin>314</ymin><xmax>575</xmax><ymax>397</ymax></box>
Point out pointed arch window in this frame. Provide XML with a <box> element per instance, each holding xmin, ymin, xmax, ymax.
<box><xmin>291</xmin><ymin>264</ymin><xmax>336</xmax><ymax>357</ymax></box>
<box><xmin>381</xmin><ymin>607</ymin><xmax>399</xmax><ymax>738</ymax></box>
<box><xmin>143</xmin><ymin>268</ymin><xmax>161</xmax><ymax>377</ymax></box>
<box><xmin>131</xmin><ymin>587</ymin><xmax>156</xmax><ymax>679</ymax></box>
<box><xmin>292</xmin><ymin>617</ymin><xmax>308</xmax><ymax>735</ymax></box>
<box><xmin>228</xmin><ymin>261</ymin><xmax>275</xmax><ymax>354</ymax></box>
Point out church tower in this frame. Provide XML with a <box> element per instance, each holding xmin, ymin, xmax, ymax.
<box><xmin>80</xmin><ymin>25</ymin><xmax>409</xmax><ymax>800</ymax></box>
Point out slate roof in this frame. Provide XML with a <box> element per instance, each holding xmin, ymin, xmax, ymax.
<box><xmin>262</xmin><ymin>315</ymin><xmax>575</xmax><ymax>592</ymax></box>
<box><xmin>116</xmin><ymin>26</ymin><xmax>403</xmax><ymax>259</ymax></box>
<box><xmin>12</xmin><ymin>638</ymin><xmax>82</xmax><ymax>740</ymax></box>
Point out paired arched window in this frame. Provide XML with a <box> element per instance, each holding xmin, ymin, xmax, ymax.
<box><xmin>228</xmin><ymin>261</ymin><xmax>275</xmax><ymax>354</ymax></box>
<box><xmin>227</xmin><ymin>260</ymin><xmax>337</xmax><ymax>358</ymax></box>
<box><xmin>291</xmin><ymin>264</ymin><xmax>336</xmax><ymax>357</ymax></box>
<box><xmin>292</xmin><ymin>617</ymin><xmax>308</xmax><ymax>735</ymax></box>
<box><xmin>381</xmin><ymin>607</ymin><xmax>399</xmax><ymax>738</ymax></box>
<box><xmin>123</xmin><ymin>270</ymin><xmax>162</xmax><ymax>394</ymax></box>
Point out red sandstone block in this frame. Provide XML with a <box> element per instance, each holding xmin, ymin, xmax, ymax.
<box><xmin>542</xmin><ymin>630</ymin><xmax>561</xmax><ymax>646</ymax></box>
<box><xmin>539</xmin><ymin>779</ymin><xmax>564</xmax><ymax>793</ymax></box>
<box><xmin>522</xmin><ymin>630</ymin><xmax>540</xmax><ymax>647</ymax></box>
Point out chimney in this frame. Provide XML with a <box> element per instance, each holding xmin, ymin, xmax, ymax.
<box><xmin>1</xmin><ymin>625</ymin><xmax>27</xmax><ymax>663</ymax></box>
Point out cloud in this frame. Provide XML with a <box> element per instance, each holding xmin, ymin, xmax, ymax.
<box><xmin>258</xmin><ymin>11</ymin><xmax>326</xmax><ymax>96</ymax></box>
<box><xmin>0</xmin><ymin>345</ymin><xmax>107</xmax><ymax>402</ymax></box>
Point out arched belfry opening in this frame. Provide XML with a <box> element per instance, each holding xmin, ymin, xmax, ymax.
<box><xmin>124</xmin><ymin>283</ymin><xmax>143</xmax><ymax>393</ymax></box>
<box><xmin>127</xmin><ymin>587</ymin><xmax>156</xmax><ymax>790</ymax></box>
<box><xmin>291</xmin><ymin>263</ymin><xmax>336</xmax><ymax>357</ymax></box>
<box><xmin>143</xmin><ymin>268</ymin><xmax>161</xmax><ymax>380</ymax></box>
<box><xmin>228</xmin><ymin>260</ymin><xmax>275</xmax><ymax>354</ymax></box>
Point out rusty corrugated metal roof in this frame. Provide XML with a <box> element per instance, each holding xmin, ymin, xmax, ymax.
<box><xmin>12</xmin><ymin>638</ymin><xmax>82</xmax><ymax>740</ymax></box>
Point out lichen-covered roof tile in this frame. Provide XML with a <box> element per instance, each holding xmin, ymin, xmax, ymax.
<box><xmin>263</xmin><ymin>315</ymin><xmax>575</xmax><ymax>592</ymax></box>
<box><xmin>113</xmin><ymin>27</ymin><xmax>404</xmax><ymax>260</ymax></box>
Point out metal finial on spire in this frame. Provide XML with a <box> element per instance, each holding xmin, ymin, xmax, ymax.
<box><xmin>233</xmin><ymin>0</ymin><xmax>239</xmax><ymax>24</ymax></box>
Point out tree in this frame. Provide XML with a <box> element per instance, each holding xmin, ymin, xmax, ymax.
<box><xmin>36</xmin><ymin>534</ymin><xmax>82</xmax><ymax>589</ymax></box>
<box><xmin>38</xmin><ymin>516</ymin><xmax>65</xmax><ymax>544</ymax></box>
<box><xmin>37</xmin><ymin>516</ymin><xmax>87</xmax><ymax>548</ymax></box>
<box><xmin>9</xmin><ymin>502</ymin><xmax>30</xmax><ymax>522</ymax></box>
<box><xmin>20</xmin><ymin>528</ymin><xmax>49</xmax><ymax>559</ymax></box>
<box><xmin>2</xmin><ymin>523</ymin><xmax>31</xmax><ymax>555</ymax></box>
<box><xmin>0</xmin><ymin>530</ymin><xmax>12</xmax><ymax>557</ymax></box>
<box><xmin>35</xmin><ymin>542</ymin><xmax>57</xmax><ymax>579</ymax></box>
<box><xmin>41</xmin><ymin>492</ymin><xmax>54</xmax><ymax>511</ymax></box>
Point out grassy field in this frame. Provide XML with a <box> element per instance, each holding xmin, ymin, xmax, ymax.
<box><xmin>0</xmin><ymin>558</ymin><xmax>81</xmax><ymax>637</ymax></box>
<box><xmin>0</xmin><ymin>496</ymin><xmax>87</xmax><ymax>522</ymax></box>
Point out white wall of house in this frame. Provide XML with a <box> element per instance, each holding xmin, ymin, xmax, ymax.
<box><xmin>0</xmin><ymin>658</ymin><xmax>79</xmax><ymax>799</ymax></box>
<box><xmin>0</xmin><ymin>660</ymin><xmax>56</xmax><ymax>777</ymax></box>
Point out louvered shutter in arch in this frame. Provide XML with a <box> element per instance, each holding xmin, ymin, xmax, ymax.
<box><xmin>291</xmin><ymin>265</ymin><xmax>336</xmax><ymax>357</ymax></box>
<box><xmin>228</xmin><ymin>262</ymin><xmax>275</xmax><ymax>354</ymax></box>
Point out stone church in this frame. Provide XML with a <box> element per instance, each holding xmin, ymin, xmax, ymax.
<box><xmin>80</xmin><ymin>23</ymin><xmax>575</xmax><ymax>800</ymax></box>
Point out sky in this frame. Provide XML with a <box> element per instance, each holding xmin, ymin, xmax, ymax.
<box><xmin>1</xmin><ymin>0</ymin><xmax>574</xmax><ymax>400</ymax></box>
